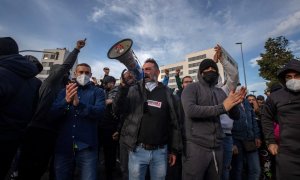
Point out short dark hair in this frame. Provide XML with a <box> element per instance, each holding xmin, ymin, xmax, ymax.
<box><xmin>182</xmin><ymin>76</ymin><xmax>193</xmax><ymax>83</ymax></box>
<box><xmin>246</xmin><ymin>94</ymin><xmax>256</xmax><ymax>99</ymax></box>
<box><xmin>144</xmin><ymin>58</ymin><xmax>159</xmax><ymax>70</ymax></box>
<box><xmin>103</xmin><ymin>67</ymin><xmax>110</xmax><ymax>70</ymax></box>
<box><xmin>76</xmin><ymin>63</ymin><xmax>91</xmax><ymax>70</ymax></box>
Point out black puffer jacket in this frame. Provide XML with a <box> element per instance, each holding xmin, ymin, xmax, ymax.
<box><xmin>262</xmin><ymin>59</ymin><xmax>300</xmax><ymax>156</ymax></box>
<box><xmin>29</xmin><ymin>48</ymin><xmax>80</xmax><ymax>132</ymax></box>
<box><xmin>0</xmin><ymin>54</ymin><xmax>40</xmax><ymax>140</ymax></box>
<box><xmin>113</xmin><ymin>81</ymin><xmax>182</xmax><ymax>153</ymax></box>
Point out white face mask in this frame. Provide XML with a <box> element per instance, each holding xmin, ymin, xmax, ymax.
<box><xmin>145</xmin><ymin>82</ymin><xmax>157</xmax><ymax>92</ymax></box>
<box><xmin>76</xmin><ymin>74</ymin><xmax>90</xmax><ymax>86</ymax></box>
<box><xmin>286</xmin><ymin>79</ymin><xmax>300</xmax><ymax>92</ymax></box>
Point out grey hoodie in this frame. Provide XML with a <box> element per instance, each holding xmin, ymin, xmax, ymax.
<box><xmin>181</xmin><ymin>69</ymin><xmax>239</xmax><ymax>148</ymax></box>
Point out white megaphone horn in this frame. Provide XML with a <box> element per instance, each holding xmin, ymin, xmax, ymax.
<box><xmin>107</xmin><ymin>38</ymin><xmax>143</xmax><ymax>81</ymax></box>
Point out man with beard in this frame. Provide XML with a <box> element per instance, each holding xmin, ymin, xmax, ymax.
<box><xmin>113</xmin><ymin>58</ymin><xmax>182</xmax><ymax>180</ymax></box>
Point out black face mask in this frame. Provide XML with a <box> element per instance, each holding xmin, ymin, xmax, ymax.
<box><xmin>202</xmin><ymin>71</ymin><xmax>218</xmax><ymax>85</ymax></box>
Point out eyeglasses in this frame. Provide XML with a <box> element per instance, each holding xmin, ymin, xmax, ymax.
<box><xmin>104</xmin><ymin>68</ymin><xmax>110</xmax><ymax>70</ymax></box>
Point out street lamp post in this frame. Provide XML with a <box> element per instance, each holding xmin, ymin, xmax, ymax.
<box><xmin>236</xmin><ymin>42</ymin><xmax>247</xmax><ymax>89</ymax></box>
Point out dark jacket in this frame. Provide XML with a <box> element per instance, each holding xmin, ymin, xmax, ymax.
<box><xmin>29</xmin><ymin>48</ymin><xmax>80</xmax><ymax>132</ymax></box>
<box><xmin>50</xmin><ymin>82</ymin><xmax>105</xmax><ymax>154</ymax></box>
<box><xmin>181</xmin><ymin>70</ymin><xmax>239</xmax><ymax>149</ymax></box>
<box><xmin>113</xmin><ymin>81</ymin><xmax>182</xmax><ymax>153</ymax></box>
<box><xmin>262</xmin><ymin>59</ymin><xmax>300</xmax><ymax>156</ymax></box>
<box><xmin>0</xmin><ymin>54</ymin><xmax>40</xmax><ymax>140</ymax></box>
<box><xmin>232</xmin><ymin>100</ymin><xmax>260</xmax><ymax>141</ymax></box>
<box><xmin>98</xmin><ymin>86</ymin><xmax>120</xmax><ymax>130</ymax></box>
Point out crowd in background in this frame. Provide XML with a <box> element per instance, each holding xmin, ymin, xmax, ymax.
<box><xmin>1</xmin><ymin>37</ymin><xmax>300</xmax><ymax>180</ymax></box>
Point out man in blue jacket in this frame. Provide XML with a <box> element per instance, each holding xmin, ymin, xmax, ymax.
<box><xmin>0</xmin><ymin>37</ymin><xmax>41</xmax><ymax>179</ymax></box>
<box><xmin>231</xmin><ymin>85</ymin><xmax>261</xmax><ymax>180</ymax></box>
<box><xmin>51</xmin><ymin>63</ymin><xmax>105</xmax><ymax>180</ymax></box>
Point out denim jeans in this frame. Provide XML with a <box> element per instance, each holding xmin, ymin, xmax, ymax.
<box><xmin>231</xmin><ymin>139</ymin><xmax>261</xmax><ymax>180</ymax></box>
<box><xmin>222</xmin><ymin>135</ymin><xmax>233</xmax><ymax>180</ymax></box>
<box><xmin>128</xmin><ymin>144</ymin><xmax>167</xmax><ymax>180</ymax></box>
<box><xmin>54</xmin><ymin>148</ymin><xmax>98</xmax><ymax>180</ymax></box>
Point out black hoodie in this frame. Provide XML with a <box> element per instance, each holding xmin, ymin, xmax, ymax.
<box><xmin>262</xmin><ymin>59</ymin><xmax>300</xmax><ymax>156</ymax></box>
<box><xmin>0</xmin><ymin>54</ymin><xmax>40</xmax><ymax>140</ymax></box>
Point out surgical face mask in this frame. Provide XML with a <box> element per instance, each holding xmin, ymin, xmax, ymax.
<box><xmin>145</xmin><ymin>82</ymin><xmax>157</xmax><ymax>92</ymax></box>
<box><xmin>286</xmin><ymin>79</ymin><xmax>300</xmax><ymax>92</ymax></box>
<box><xmin>76</xmin><ymin>74</ymin><xmax>90</xmax><ymax>86</ymax></box>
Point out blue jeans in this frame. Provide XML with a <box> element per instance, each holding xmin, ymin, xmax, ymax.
<box><xmin>231</xmin><ymin>139</ymin><xmax>261</xmax><ymax>180</ymax></box>
<box><xmin>128</xmin><ymin>144</ymin><xmax>167</xmax><ymax>180</ymax></box>
<box><xmin>54</xmin><ymin>148</ymin><xmax>98</xmax><ymax>180</ymax></box>
<box><xmin>222</xmin><ymin>135</ymin><xmax>233</xmax><ymax>180</ymax></box>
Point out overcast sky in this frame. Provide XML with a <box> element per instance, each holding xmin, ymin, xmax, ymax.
<box><xmin>1</xmin><ymin>0</ymin><xmax>300</xmax><ymax>96</ymax></box>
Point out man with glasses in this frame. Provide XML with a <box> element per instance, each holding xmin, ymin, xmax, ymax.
<box><xmin>262</xmin><ymin>59</ymin><xmax>300</xmax><ymax>180</ymax></box>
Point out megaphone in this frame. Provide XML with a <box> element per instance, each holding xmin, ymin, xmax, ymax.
<box><xmin>107</xmin><ymin>38</ymin><xmax>143</xmax><ymax>81</ymax></box>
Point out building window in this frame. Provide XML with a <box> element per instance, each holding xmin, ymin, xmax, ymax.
<box><xmin>188</xmin><ymin>62</ymin><xmax>201</xmax><ymax>68</ymax></box>
<box><xmin>43</xmin><ymin>54</ymin><xmax>49</xmax><ymax>59</ymax></box>
<box><xmin>188</xmin><ymin>54</ymin><xmax>206</xmax><ymax>62</ymax></box>
<box><xmin>161</xmin><ymin>65</ymin><xmax>183</xmax><ymax>73</ymax></box>
<box><xmin>50</xmin><ymin>54</ymin><xmax>56</xmax><ymax>59</ymax></box>
<box><xmin>189</xmin><ymin>69</ymin><xmax>198</xmax><ymax>74</ymax></box>
<box><xmin>40</xmin><ymin>70</ymin><xmax>49</xmax><ymax>75</ymax></box>
<box><xmin>42</xmin><ymin>62</ymin><xmax>48</xmax><ymax>66</ymax></box>
<box><xmin>169</xmin><ymin>79</ymin><xmax>176</xmax><ymax>83</ymax></box>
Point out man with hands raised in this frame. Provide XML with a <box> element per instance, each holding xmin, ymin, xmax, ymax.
<box><xmin>181</xmin><ymin>58</ymin><xmax>244</xmax><ymax>180</ymax></box>
<box><xmin>51</xmin><ymin>63</ymin><xmax>105</xmax><ymax>180</ymax></box>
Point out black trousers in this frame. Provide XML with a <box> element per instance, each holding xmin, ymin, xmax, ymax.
<box><xmin>277</xmin><ymin>152</ymin><xmax>300</xmax><ymax>180</ymax></box>
<box><xmin>18</xmin><ymin>127</ymin><xmax>57</xmax><ymax>180</ymax></box>
<box><xmin>0</xmin><ymin>138</ymin><xmax>20</xmax><ymax>180</ymax></box>
<box><xmin>99</xmin><ymin>128</ymin><xmax>118</xmax><ymax>180</ymax></box>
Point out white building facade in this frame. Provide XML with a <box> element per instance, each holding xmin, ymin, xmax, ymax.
<box><xmin>159</xmin><ymin>46</ymin><xmax>239</xmax><ymax>89</ymax></box>
<box><xmin>37</xmin><ymin>48</ymin><xmax>78</xmax><ymax>81</ymax></box>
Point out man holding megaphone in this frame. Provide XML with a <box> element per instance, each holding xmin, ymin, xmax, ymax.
<box><xmin>112</xmin><ymin>58</ymin><xmax>182</xmax><ymax>180</ymax></box>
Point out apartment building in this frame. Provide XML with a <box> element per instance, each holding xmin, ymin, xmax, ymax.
<box><xmin>159</xmin><ymin>46</ymin><xmax>239</xmax><ymax>89</ymax></box>
<box><xmin>36</xmin><ymin>48</ymin><xmax>78</xmax><ymax>81</ymax></box>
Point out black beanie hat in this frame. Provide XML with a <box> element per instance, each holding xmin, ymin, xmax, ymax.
<box><xmin>103</xmin><ymin>76</ymin><xmax>116</xmax><ymax>85</ymax></box>
<box><xmin>0</xmin><ymin>37</ymin><xmax>19</xmax><ymax>56</ymax></box>
<box><xmin>199</xmin><ymin>59</ymin><xmax>219</xmax><ymax>74</ymax></box>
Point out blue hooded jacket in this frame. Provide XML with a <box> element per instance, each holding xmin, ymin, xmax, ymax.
<box><xmin>232</xmin><ymin>99</ymin><xmax>261</xmax><ymax>141</ymax></box>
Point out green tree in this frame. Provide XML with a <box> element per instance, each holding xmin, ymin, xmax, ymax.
<box><xmin>258</xmin><ymin>36</ymin><xmax>294</xmax><ymax>88</ymax></box>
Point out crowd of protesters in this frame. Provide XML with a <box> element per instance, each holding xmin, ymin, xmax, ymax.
<box><xmin>1</xmin><ymin>36</ymin><xmax>300</xmax><ymax>180</ymax></box>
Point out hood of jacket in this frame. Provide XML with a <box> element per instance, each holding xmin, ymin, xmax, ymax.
<box><xmin>197</xmin><ymin>66</ymin><xmax>219</xmax><ymax>87</ymax></box>
<box><xmin>0</xmin><ymin>54</ymin><xmax>39</xmax><ymax>78</ymax></box>
<box><xmin>277</xmin><ymin>59</ymin><xmax>300</xmax><ymax>87</ymax></box>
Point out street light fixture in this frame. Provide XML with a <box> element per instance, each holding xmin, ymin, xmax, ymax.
<box><xmin>250</xmin><ymin>90</ymin><xmax>256</xmax><ymax>95</ymax></box>
<box><xmin>235</xmin><ymin>42</ymin><xmax>247</xmax><ymax>89</ymax></box>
